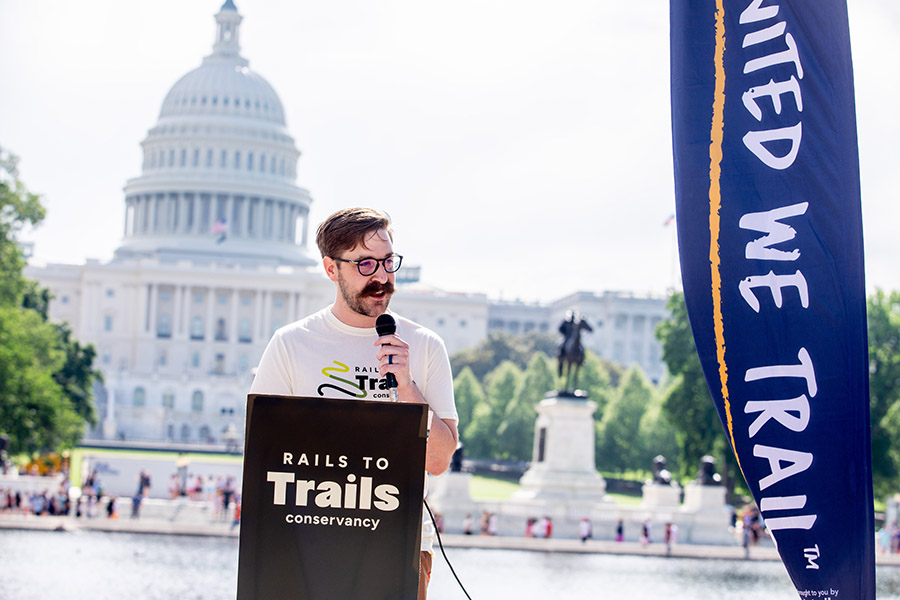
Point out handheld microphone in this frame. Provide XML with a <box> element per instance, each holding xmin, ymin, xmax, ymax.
<box><xmin>375</xmin><ymin>313</ymin><xmax>398</xmax><ymax>401</ymax></box>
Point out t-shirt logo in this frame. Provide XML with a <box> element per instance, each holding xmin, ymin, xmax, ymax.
<box><xmin>318</xmin><ymin>361</ymin><xmax>367</xmax><ymax>398</ymax></box>
<box><xmin>317</xmin><ymin>360</ymin><xmax>394</xmax><ymax>400</ymax></box>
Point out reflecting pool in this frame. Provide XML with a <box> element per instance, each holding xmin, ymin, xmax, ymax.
<box><xmin>1</xmin><ymin>529</ymin><xmax>898</xmax><ymax>599</ymax></box>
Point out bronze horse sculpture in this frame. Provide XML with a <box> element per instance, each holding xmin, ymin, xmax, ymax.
<box><xmin>557</xmin><ymin>312</ymin><xmax>593</xmax><ymax>392</ymax></box>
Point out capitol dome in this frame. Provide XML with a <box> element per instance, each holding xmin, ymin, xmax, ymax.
<box><xmin>116</xmin><ymin>0</ymin><xmax>315</xmax><ymax>267</ymax></box>
<box><xmin>159</xmin><ymin>62</ymin><xmax>286</xmax><ymax>126</ymax></box>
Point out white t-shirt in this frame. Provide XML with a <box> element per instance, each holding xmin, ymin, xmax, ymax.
<box><xmin>249</xmin><ymin>306</ymin><xmax>458</xmax><ymax>552</ymax></box>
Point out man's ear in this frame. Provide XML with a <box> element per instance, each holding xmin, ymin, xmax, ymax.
<box><xmin>323</xmin><ymin>257</ymin><xmax>339</xmax><ymax>283</ymax></box>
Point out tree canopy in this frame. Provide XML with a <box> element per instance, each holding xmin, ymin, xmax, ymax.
<box><xmin>0</xmin><ymin>146</ymin><xmax>99</xmax><ymax>456</ymax></box>
<box><xmin>595</xmin><ymin>367</ymin><xmax>653</xmax><ymax>472</ymax></box>
<box><xmin>866</xmin><ymin>289</ymin><xmax>900</xmax><ymax>497</ymax></box>
<box><xmin>450</xmin><ymin>330</ymin><xmax>557</xmax><ymax>381</ymax></box>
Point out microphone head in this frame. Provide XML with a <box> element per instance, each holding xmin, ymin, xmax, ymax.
<box><xmin>375</xmin><ymin>313</ymin><xmax>397</xmax><ymax>337</ymax></box>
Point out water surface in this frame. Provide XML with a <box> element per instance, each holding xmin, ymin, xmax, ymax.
<box><xmin>1</xmin><ymin>529</ymin><xmax>897</xmax><ymax>599</ymax></box>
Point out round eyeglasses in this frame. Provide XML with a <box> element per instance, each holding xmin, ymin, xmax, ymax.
<box><xmin>333</xmin><ymin>254</ymin><xmax>403</xmax><ymax>276</ymax></box>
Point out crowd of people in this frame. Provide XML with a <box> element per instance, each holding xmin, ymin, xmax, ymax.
<box><xmin>0</xmin><ymin>466</ymin><xmax>241</xmax><ymax>528</ymax></box>
<box><xmin>0</xmin><ymin>483</ymin><xmax>71</xmax><ymax>516</ymax></box>
<box><xmin>876</xmin><ymin>522</ymin><xmax>900</xmax><ymax>553</ymax></box>
<box><xmin>738</xmin><ymin>505</ymin><xmax>765</xmax><ymax>557</ymax></box>
<box><xmin>0</xmin><ymin>468</ymin><xmax>109</xmax><ymax>518</ymax></box>
<box><xmin>446</xmin><ymin>512</ymin><xmax>686</xmax><ymax>547</ymax></box>
<box><xmin>524</xmin><ymin>515</ymin><xmax>554</xmax><ymax>538</ymax></box>
<box><xmin>165</xmin><ymin>472</ymin><xmax>239</xmax><ymax>522</ymax></box>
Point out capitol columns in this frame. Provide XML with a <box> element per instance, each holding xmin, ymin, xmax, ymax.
<box><xmin>254</xmin><ymin>198</ymin><xmax>264</xmax><ymax>239</ymax></box>
<box><xmin>147</xmin><ymin>282</ymin><xmax>158</xmax><ymax>336</ymax></box>
<box><xmin>179</xmin><ymin>193</ymin><xmax>191</xmax><ymax>234</ymax></box>
<box><xmin>135</xmin><ymin>282</ymin><xmax>148</xmax><ymax>337</ymax></box>
<box><xmin>180</xmin><ymin>284</ymin><xmax>191</xmax><ymax>340</ymax></box>
<box><xmin>287</xmin><ymin>203</ymin><xmax>298</xmax><ymax>243</ymax></box>
<box><xmin>191</xmin><ymin>194</ymin><xmax>202</xmax><ymax>235</ymax></box>
<box><xmin>149</xmin><ymin>194</ymin><xmax>160</xmax><ymax>233</ymax></box>
<box><xmin>229</xmin><ymin>287</ymin><xmax>239</xmax><ymax>344</ymax></box>
<box><xmin>243</xmin><ymin>196</ymin><xmax>252</xmax><ymax>238</ymax></box>
<box><xmin>300</xmin><ymin>206</ymin><xmax>309</xmax><ymax>247</ymax></box>
<box><xmin>253</xmin><ymin>289</ymin><xmax>264</xmax><ymax>340</ymax></box>
<box><xmin>205</xmin><ymin>288</ymin><xmax>216</xmax><ymax>342</ymax></box>
<box><xmin>262</xmin><ymin>290</ymin><xmax>272</xmax><ymax>339</ymax></box>
<box><xmin>225</xmin><ymin>195</ymin><xmax>234</xmax><ymax>234</ymax></box>
<box><xmin>174</xmin><ymin>284</ymin><xmax>186</xmax><ymax>338</ymax></box>
<box><xmin>287</xmin><ymin>289</ymin><xmax>297</xmax><ymax>323</ymax></box>
<box><xmin>101</xmin><ymin>374</ymin><xmax>117</xmax><ymax>440</ymax></box>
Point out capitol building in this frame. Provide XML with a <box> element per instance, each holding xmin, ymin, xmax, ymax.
<box><xmin>26</xmin><ymin>1</ymin><xmax>668</xmax><ymax>448</ymax></box>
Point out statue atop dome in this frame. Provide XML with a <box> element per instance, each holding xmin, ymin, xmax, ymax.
<box><xmin>209</xmin><ymin>0</ymin><xmax>246</xmax><ymax>65</ymax></box>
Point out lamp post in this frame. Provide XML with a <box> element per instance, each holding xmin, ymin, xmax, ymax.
<box><xmin>175</xmin><ymin>453</ymin><xmax>190</xmax><ymax>497</ymax></box>
<box><xmin>222</xmin><ymin>424</ymin><xmax>240</xmax><ymax>454</ymax></box>
<box><xmin>0</xmin><ymin>434</ymin><xmax>9</xmax><ymax>475</ymax></box>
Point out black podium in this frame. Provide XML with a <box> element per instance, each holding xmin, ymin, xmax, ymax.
<box><xmin>237</xmin><ymin>395</ymin><xmax>428</xmax><ymax>600</ymax></box>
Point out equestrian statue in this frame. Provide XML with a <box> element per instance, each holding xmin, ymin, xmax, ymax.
<box><xmin>557</xmin><ymin>310</ymin><xmax>593</xmax><ymax>394</ymax></box>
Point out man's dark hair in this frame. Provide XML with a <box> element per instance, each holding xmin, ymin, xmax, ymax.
<box><xmin>315</xmin><ymin>207</ymin><xmax>393</xmax><ymax>259</ymax></box>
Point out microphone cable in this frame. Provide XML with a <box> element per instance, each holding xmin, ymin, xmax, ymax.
<box><xmin>424</xmin><ymin>499</ymin><xmax>474</xmax><ymax>600</ymax></box>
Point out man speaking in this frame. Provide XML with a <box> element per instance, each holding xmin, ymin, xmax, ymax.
<box><xmin>250</xmin><ymin>207</ymin><xmax>459</xmax><ymax>599</ymax></box>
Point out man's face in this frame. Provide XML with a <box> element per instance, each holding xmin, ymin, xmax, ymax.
<box><xmin>333</xmin><ymin>229</ymin><xmax>396</xmax><ymax>318</ymax></box>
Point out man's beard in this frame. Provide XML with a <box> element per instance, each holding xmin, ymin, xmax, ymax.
<box><xmin>337</xmin><ymin>271</ymin><xmax>395</xmax><ymax>318</ymax></box>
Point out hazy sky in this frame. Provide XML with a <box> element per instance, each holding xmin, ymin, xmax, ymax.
<box><xmin>1</xmin><ymin>1</ymin><xmax>897</xmax><ymax>303</ymax></box>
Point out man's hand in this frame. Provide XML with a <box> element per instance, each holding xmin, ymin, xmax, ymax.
<box><xmin>373</xmin><ymin>334</ymin><xmax>458</xmax><ymax>474</ymax></box>
<box><xmin>374</xmin><ymin>333</ymin><xmax>412</xmax><ymax>388</ymax></box>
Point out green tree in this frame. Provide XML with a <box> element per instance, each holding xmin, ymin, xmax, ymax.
<box><xmin>637</xmin><ymin>384</ymin><xmax>681</xmax><ymax>475</ymax></box>
<box><xmin>497</xmin><ymin>352</ymin><xmax>555</xmax><ymax>461</ymax></box>
<box><xmin>23</xmin><ymin>280</ymin><xmax>100</xmax><ymax>427</ymax></box>
<box><xmin>576</xmin><ymin>351</ymin><xmax>615</xmax><ymax>418</ymax></box>
<box><xmin>595</xmin><ymin>366</ymin><xmax>653</xmax><ymax>472</ymax></box>
<box><xmin>656</xmin><ymin>292</ymin><xmax>738</xmax><ymax>492</ymax></box>
<box><xmin>1</xmin><ymin>147</ymin><xmax>44</xmax><ymax>304</ymax></box>
<box><xmin>451</xmin><ymin>331</ymin><xmax>556</xmax><ymax>380</ymax></box>
<box><xmin>0</xmin><ymin>146</ymin><xmax>99</xmax><ymax>455</ymax></box>
<box><xmin>463</xmin><ymin>361</ymin><xmax>523</xmax><ymax>459</ymax></box>
<box><xmin>866</xmin><ymin>289</ymin><xmax>900</xmax><ymax>498</ymax></box>
<box><xmin>453</xmin><ymin>366</ymin><xmax>484</xmax><ymax>441</ymax></box>
<box><xmin>0</xmin><ymin>307</ymin><xmax>84</xmax><ymax>454</ymax></box>
<box><xmin>52</xmin><ymin>324</ymin><xmax>99</xmax><ymax>427</ymax></box>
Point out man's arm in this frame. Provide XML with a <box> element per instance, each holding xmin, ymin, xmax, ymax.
<box><xmin>395</xmin><ymin>381</ymin><xmax>459</xmax><ymax>475</ymax></box>
<box><xmin>376</xmin><ymin>333</ymin><xmax>459</xmax><ymax>475</ymax></box>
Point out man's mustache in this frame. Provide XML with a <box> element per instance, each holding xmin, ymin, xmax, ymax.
<box><xmin>361</xmin><ymin>281</ymin><xmax>395</xmax><ymax>297</ymax></box>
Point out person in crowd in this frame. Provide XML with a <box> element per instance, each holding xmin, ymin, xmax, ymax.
<box><xmin>205</xmin><ymin>475</ymin><xmax>216</xmax><ymax>505</ymax></box>
<box><xmin>231</xmin><ymin>495</ymin><xmax>242</xmax><ymax>531</ymax></box>
<box><xmin>579</xmin><ymin>517</ymin><xmax>593</xmax><ymax>542</ymax></box>
<box><xmin>480</xmin><ymin>511</ymin><xmax>491</xmax><ymax>535</ymax></box>
<box><xmin>525</xmin><ymin>517</ymin><xmax>536</xmax><ymax>538</ymax></box>
<box><xmin>168</xmin><ymin>473</ymin><xmax>180</xmax><ymax>499</ymax></box>
<box><xmin>641</xmin><ymin>518</ymin><xmax>652</xmax><ymax>546</ymax></box>
<box><xmin>664</xmin><ymin>522</ymin><xmax>678</xmax><ymax>555</ymax></box>
<box><xmin>487</xmin><ymin>513</ymin><xmax>499</xmax><ymax>536</ymax></box>
<box><xmin>462</xmin><ymin>513</ymin><xmax>474</xmax><ymax>535</ymax></box>
<box><xmin>534</xmin><ymin>516</ymin><xmax>548</xmax><ymax>539</ymax></box>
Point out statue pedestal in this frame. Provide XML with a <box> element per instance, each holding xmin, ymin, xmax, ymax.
<box><xmin>682</xmin><ymin>482</ymin><xmax>726</xmax><ymax>511</ymax></box>
<box><xmin>679</xmin><ymin>482</ymin><xmax>733</xmax><ymax>545</ymax></box>
<box><xmin>641</xmin><ymin>482</ymin><xmax>682</xmax><ymax>508</ymax></box>
<box><xmin>426</xmin><ymin>472</ymin><xmax>477</xmax><ymax>534</ymax></box>
<box><xmin>428</xmin><ymin>471</ymin><xmax>473</xmax><ymax>504</ymax></box>
<box><xmin>514</xmin><ymin>392</ymin><xmax>608</xmax><ymax>502</ymax></box>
